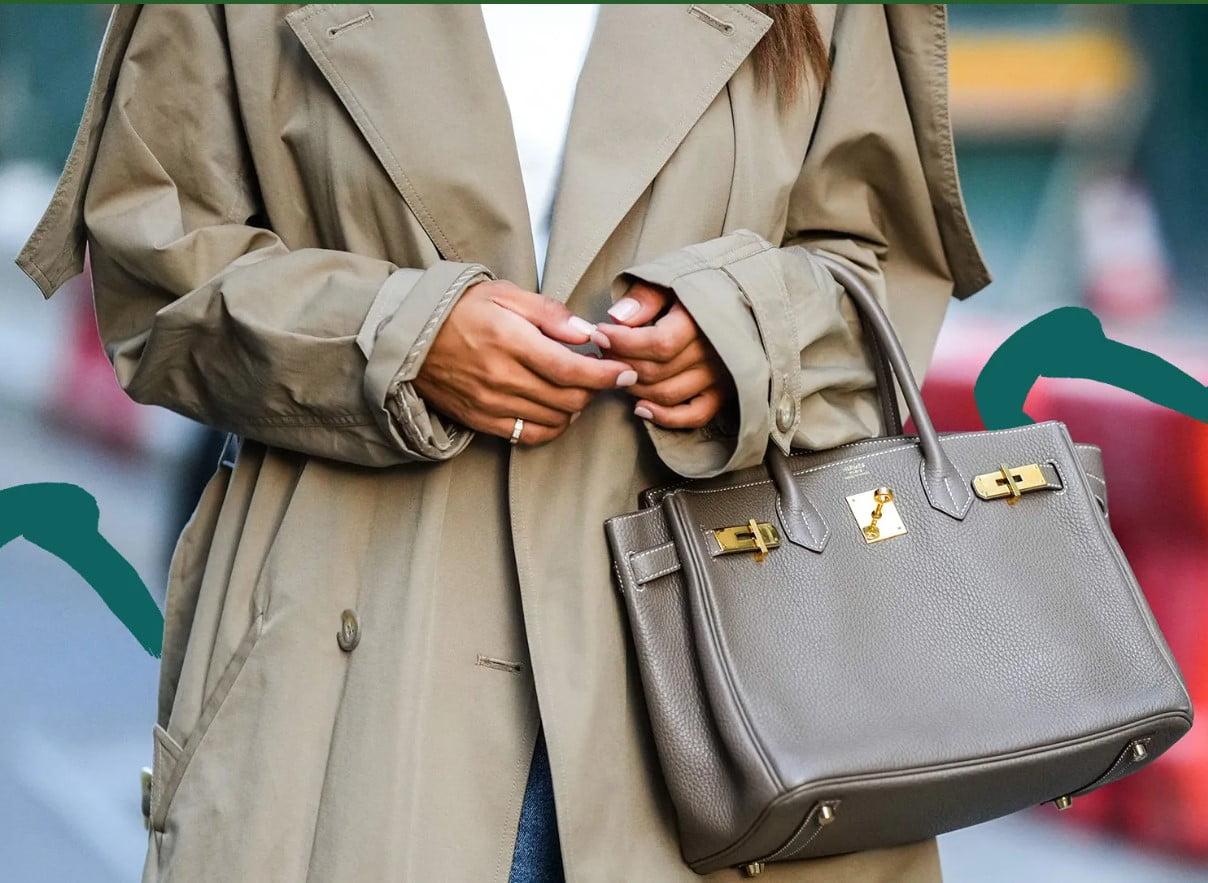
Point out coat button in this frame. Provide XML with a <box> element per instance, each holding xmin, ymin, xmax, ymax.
<box><xmin>337</xmin><ymin>609</ymin><xmax>361</xmax><ymax>652</ymax></box>
<box><xmin>775</xmin><ymin>395</ymin><xmax>797</xmax><ymax>434</ymax></box>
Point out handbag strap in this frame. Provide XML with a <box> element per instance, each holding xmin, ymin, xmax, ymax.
<box><xmin>857</xmin><ymin>304</ymin><xmax>903</xmax><ymax>437</ymax></box>
<box><xmin>775</xmin><ymin>254</ymin><xmax>972</xmax><ymax>521</ymax></box>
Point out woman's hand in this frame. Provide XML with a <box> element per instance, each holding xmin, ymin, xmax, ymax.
<box><xmin>414</xmin><ymin>280</ymin><xmax>637</xmax><ymax>445</ymax></box>
<box><xmin>594</xmin><ymin>282</ymin><xmax>734</xmax><ymax>429</ymax></box>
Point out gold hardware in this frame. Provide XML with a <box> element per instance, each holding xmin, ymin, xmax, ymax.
<box><xmin>1053</xmin><ymin>795</ymin><xmax>1073</xmax><ymax>811</ymax></box>
<box><xmin>742</xmin><ymin>862</ymin><xmax>766</xmax><ymax>877</ymax></box>
<box><xmin>712</xmin><ymin>521</ymin><xmax>781</xmax><ymax>560</ymax></box>
<box><xmin>748</xmin><ymin>518</ymin><xmax>769</xmax><ymax>561</ymax></box>
<box><xmin>846</xmin><ymin>487</ymin><xmax>906</xmax><ymax>544</ymax></box>
<box><xmin>862</xmin><ymin>487</ymin><xmax>894</xmax><ymax>540</ymax></box>
<box><xmin>817</xmin><ymin>804</ymin><xmax>837</xmax><ymax>826</ymax></box>
<box><xmin>973</xmin><ymin>463</ymin><xmax>1047</xmax><ymax>502</ymax></box>
<box><xmin>1130</xmin><ymin>742</ymin><xmax>1149</xmax><ymax>762</ymax></box>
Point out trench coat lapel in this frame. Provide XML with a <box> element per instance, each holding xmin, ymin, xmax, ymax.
<box><xmin>285</xmin><ymin>4</ymin><xmax>538</xmax><ymax>289</ymax></box>
<box><xmin>540</xmin><ymin>4</ymin><xmax>771</xmax><ymax>302</ymax></box>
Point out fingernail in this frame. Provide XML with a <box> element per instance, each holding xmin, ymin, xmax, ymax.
<box><xmin>590</xmin><ymin>329</ymin><xmax>612</xmax><ymax>349</ymax></box>
<box><xmin>568</xmin><ymin>316</ymin><xmax>596</xmax><ymax>337</ymax></box>
<box><xmin>570</xmin><ymin>411</ymin><xmax>582</xmax><ymax>423</ymax></box>
<box><xmin>616</xmin><ymin>369</ymin><xmax>638</xmax><ymax>388</ymax></box>
<box><xmin>608</xmin><ymin>297</ymin><xmax>640</xmax><ymax>322</ymax></box>
<box><xmin>634</xmin><ymin>405</ymin><xmax>654</xmax><ymax>420</ymax></box>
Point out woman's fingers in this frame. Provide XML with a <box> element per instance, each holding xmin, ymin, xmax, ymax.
<box><xmin>607</xmin><ymin>281</ymin><xmax>671</xmax><ymax>327</ymax></box>
<box><xmin>634</xmin><ymin>386</ymin><xmax>725</xmax><ymax>430</ymax></box>
<box><xmin>478</xmin><ymin>413</ymin><xmax>571</xmax><ymax>446</ymax></box>
<box><xmin>415</xmin><ymin>278</ymin><xmax>655</xmax><ymax>445</ymax></box>
<box><xmin>595</xmin><ymin>302</ymin><xmax>697</xmax><ymax>363</ymax></box>
<box><xmin>475</xmin><ymin>389</ymin><xmax>579</xmax><ymax>428</ymax></box>
<box><xmin>494</xmin><ymin>367</ymin><xmax>595</xmax><ymax>416</ymax></box>
<box><xmin>510</xmin><ymin>328</ymin><xmax>637</xmax><ymax>391</ymax></box>
<box><xmin>420</xmin><ymin>378</ymin><xmax>575</xmax><ymax>445</ymax></box>
<box><xmin>621</xmin><ymin>339</ymin><xmax>712</xmax><ymax>384</ymax></box>
<box><xmin>629</xmin><ymin>364</ymin><xmax>718</xmax><ymax>407</ymax></box>
<box><xmin>488</xmin><ymin>282</ymin><xmax>601</xmax><ymax>346</ymax></box>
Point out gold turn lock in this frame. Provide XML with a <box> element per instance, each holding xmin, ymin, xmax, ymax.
<box><xmin>712</xmin><ymin>520</ymin><xmax>781</xmax><ymax>561</ymax></box>
<box><xmin>973</xmin><ymin>463</ymin><xmax>1047</xmax><ymax>503</ymax></box>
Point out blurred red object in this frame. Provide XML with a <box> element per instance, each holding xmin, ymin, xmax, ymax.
<box><xmin>44</xmin><ymin>264</ymin><xmax>143</xmax><ymax>452</ymax></box>
<box><xmin>921</xmin><ymin>315</ymin><xmax>1208</xmax><ymax>856</ymax></box>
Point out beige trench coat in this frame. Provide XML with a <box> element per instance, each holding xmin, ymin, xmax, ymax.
<box><xmin>19</xmin><ymin>4</ymin><xmax>990</xmax><ymax>881</ymax></box>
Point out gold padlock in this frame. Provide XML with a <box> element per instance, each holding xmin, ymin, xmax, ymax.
<box><xmin>862</xmin><ymin>487</ymin><xmax>894</xmax><ymax>541</ymax></box>
<box><xmin>847</xmin><ymin>486</ymin><xmax>907</xmax><ymax>544</ymax></box>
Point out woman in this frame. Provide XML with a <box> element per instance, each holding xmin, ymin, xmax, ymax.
<box><xmin>18</xmin><ymin>4</ymin><xmax>989</xmax><ymax>880</ymax></box>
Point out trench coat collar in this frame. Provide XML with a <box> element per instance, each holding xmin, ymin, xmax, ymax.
<box><xmin>542</xmin><ymin>4</ymin><xmax>771</xmax><ymax>302</ymax></box>
<box><xmin>286</xmin><ymin>4</ymin><xmax>771</xmax><ymax>299</ymax></box>
<box><xmin>285</xmin><ymin>4</ymin><xmax>540</xmax><ymax>288</ymax></box>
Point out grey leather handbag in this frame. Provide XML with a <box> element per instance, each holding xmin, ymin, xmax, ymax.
<box><xmin>604</xmin><ymin>256</ymin><xmax>1193</xmax><ymax>877</ymax></box>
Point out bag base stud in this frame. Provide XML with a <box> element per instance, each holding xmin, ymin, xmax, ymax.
<box><xmin>1130</xmin><ymin>742</ymin><xmax>1148</xmax><ymax>762</ymax></box>
<box><xmin>742</xmin><ymin>862</ymin><xmax>766</xmax><ymax>877</ymax></box>
<box><xmin>818</xmin><ymin>804</ymin><xmax>837</xmax><ymax>826</ymax></box>
<box><xmin>1054</xmin><ymin>795</ymin><xmax>1074</xmax><ymax>811</ymax></box>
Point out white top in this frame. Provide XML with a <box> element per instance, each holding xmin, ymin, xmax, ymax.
<box><xmin>481</xmin><ymin>4</ymin><xmax>599</xmax><ymax>288</ymax></box>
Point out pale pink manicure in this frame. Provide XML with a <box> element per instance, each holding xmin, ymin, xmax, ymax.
<box><xmin>568</xmin><ymin>316</ymin><xmax>596</xmax><ymax>337</ymax></box>
<box><xmin>634</xmin><ymin>405</ymin><xmax>654</xmax><ymax>420</ymax></box>
<box><xmin>608</xmin><ymin>297</ymin><xmax>640</xmax><ymax>323</ymax></box>
<box><xmin>616</xmin><ymin>369</ymin><xmax>638</xmax><ymax>387</ymax></box>
<box><xmin>570</xmin><ymin>411</ymin><xmax>582</xmax><ymax>423</ymax></box>
<box><xmin>590</xmin><ymin>330</ymin><xmax>612</xmax><ymax>349</ymax></box>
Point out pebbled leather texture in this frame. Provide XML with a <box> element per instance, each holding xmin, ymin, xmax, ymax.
<box><xmin>606</xmin><ymin>421</ymin><xmax>1191</xmax><ymax>873</ymax></box>
<box><xmin>605</xmin><ymin>269</ymin><xmax>1187</xmax><ymax>875</ymax></box>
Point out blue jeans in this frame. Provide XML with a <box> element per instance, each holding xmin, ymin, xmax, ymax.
<box><xmin>508</xmin><ymin>728</ymin><xmax>565</xmax><ymax>883</ymax></box>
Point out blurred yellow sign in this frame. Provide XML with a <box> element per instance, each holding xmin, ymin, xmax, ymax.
<box><xmin>950</xmin><ymin>31</ymin><xmax>1139</xmax><ymax>136</ymax></box>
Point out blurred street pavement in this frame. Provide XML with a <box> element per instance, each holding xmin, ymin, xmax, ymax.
<box><xmin>0</xmin><ymin>384</ymin><xmax>171</xmax><ymax>882</ymax></box>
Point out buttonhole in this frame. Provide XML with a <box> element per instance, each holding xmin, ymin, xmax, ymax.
<box><xmin>328</xmin><ymin>11</ymin><xmax>373</xmax><ymax>39</ymax></box>
<box><xmin>687</xmin><ymin>5</ymin><xmax>735</xmax><ymax>34</ymax></box>
<box><xmin>476</xmin><ymin>654</ymin><xmax>523</xmax><ymax>674</ymax></box>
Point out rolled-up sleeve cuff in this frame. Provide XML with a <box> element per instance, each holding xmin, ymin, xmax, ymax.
<box><xmin>357</xmin><ymin>261</ymin><xmax>493</xmax><ymax>462</ymax></box>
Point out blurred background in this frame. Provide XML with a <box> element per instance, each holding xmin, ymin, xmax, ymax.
<box><xmin>0</xmin><ymin>4</ymin><xmax>1205</xmax><ymax>881</ymax></box>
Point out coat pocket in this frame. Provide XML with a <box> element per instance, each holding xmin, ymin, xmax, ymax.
<box><xmin>149</xmin><ymin>610</ymin><xmax>264</xmax><ymax>834</ymax></box>
<box><xmin>148</xmin><ymin>724</ymin><xmax>183</xmax><ymax>834</ymax></box>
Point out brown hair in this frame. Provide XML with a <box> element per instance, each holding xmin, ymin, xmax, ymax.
<box><xmin>750</xmin><ymin>5</ymin><xmax>830</xmax><ymax>101</ymax></box>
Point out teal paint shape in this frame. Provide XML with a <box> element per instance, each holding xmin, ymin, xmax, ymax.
<box><xmin>975</xmin><ymin>306</ymin><xmax>1208</xmax><ymax>432</ymax></box>
<box><xmin>0</xmin><ymin>482</ymin><xmax>162</xmax><ymax>657</ymax></box>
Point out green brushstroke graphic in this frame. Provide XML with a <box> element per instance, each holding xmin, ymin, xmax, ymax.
<box><xmin>976</xmin><ymin>307</ymin><xmax>1208</xmax><ymax>431</ymax></box>
<box><xmin>0</xmin><ymin>482</ymin><xmax>162</xmax><ymax>657</ymax></box>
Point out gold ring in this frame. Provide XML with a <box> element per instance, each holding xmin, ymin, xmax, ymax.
<box><xmin>509</xmin><ymin>417</ymin><xmax>524</xmax><ymax>445</ymax></box>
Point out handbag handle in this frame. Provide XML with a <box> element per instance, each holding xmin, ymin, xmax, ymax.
<box><xmin>769</xmin><ymin>254</ymin><xmax>973</xmax><ymax>523</ymax></box>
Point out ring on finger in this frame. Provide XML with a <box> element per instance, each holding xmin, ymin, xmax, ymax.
<box><xmin>509</xmin><ymin>417</ymin><xmax>525</xmax><ymax>445</ymax></box>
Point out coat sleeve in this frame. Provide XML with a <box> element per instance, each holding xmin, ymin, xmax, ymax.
<box><xmin>612</xmin><ymin>4</ymin><xmax>991</xmax><ymax>479</ymax></box>
<box><xmin>42</xmin><ymin>5</ymin><xmax>487</xmax><ymax>468</ymax></box>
